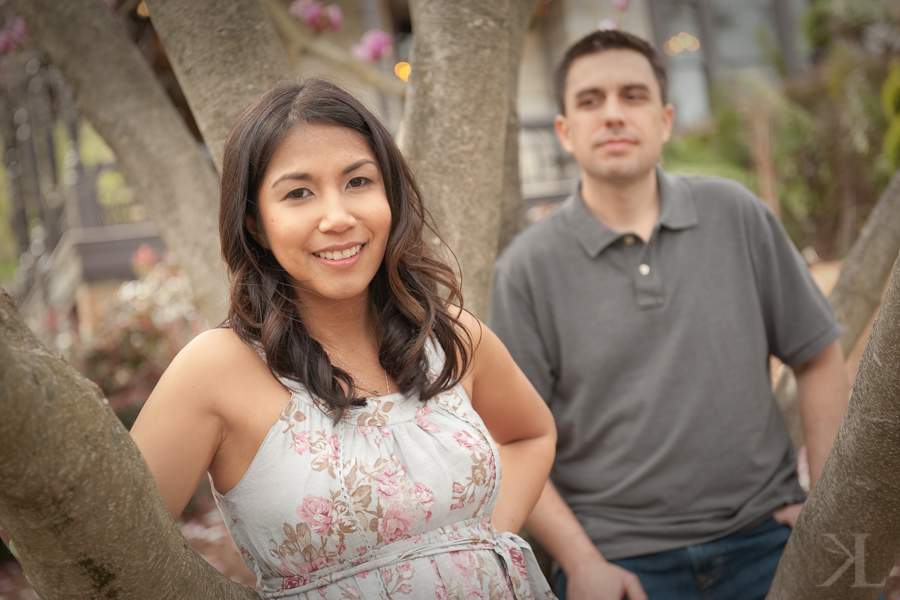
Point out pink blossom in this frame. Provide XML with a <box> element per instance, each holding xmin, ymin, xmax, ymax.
<box><xmin>380</xmin><ymin>502</ymin><xmax>416</xmax><ymax>543</ymax></box>
<box><xmin>337</xmin><ymin>543</ymin><xmax>346</xmax><ymax>554</ymax></box>
<box><xmin>452</xmin><ymin>482</ymin><xmax>464</xmax><ymax>493</ymax></box>
<box><xmin>435</xmin><ymin>583</ymin><xmax>450</xmax><ymax>600</ymax></box>
<box><xmin>377</xmin><ymin>469</ymin><xmax>403</xmax><ymax>499</ymax></box>
<box><xmin>296</xmin><ymin>494</ymin><xmax>341</xmax><ymax>535</ymax></box>
<box><xmin>323</xmin><ymin>4</ymin><xmax>342</xmax><ymax>29</ymax></box>
<box><xmin>382</xmin><ymin>568</ymin><xmax>393</xmax><ymax>583</ymax></box>
<box><xmin>398</xmin><ymin>561</ymin><xmax>413</xmax><ymax>576</ymax></box>
<box><xmin>613</xmin><ymin>0</ymin><xmax>630</xmax><ymax>10</ymax></box>
<box><xmin>399</xmin><ymin>584</ymin><xmax>412</xmax><ymax>594</ymax></box>
<box><xmin>381</xmin><ymin>426</ymin><xmax>391</xmax><ymax>437</ymax></box>
<box><xmin>292</xmin><ymin>431</ymin><xmax>310</xmax><ymax>454</ymax></box>
<box><xmin>453</xmin><ymin>430</ymin><xmax>481</xmax><ymax>450</ymax></box>
<box><xmin>289</xmin><ymin>0</ymin><xmax>342</xmax><ymax>33</ymax></box>
<box><xmin>0</xmin><ymin>17</ymin><xmax>28</xmax><ymax>54</ymax></box>
<box><xmin>357</xmin><ymin>425</ymin><xmax>375</xmax><ymax>437</ymax></box>
<box><xmin>598</xmin><ymin>18</ymin><xmax>619</xmax><ymax>31</ymax></box>
<box><xmin>351</xmin><ymin>29</ymin><xmax>393</xmax><ymax>62</ymax></box>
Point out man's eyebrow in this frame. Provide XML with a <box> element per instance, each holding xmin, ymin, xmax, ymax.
<box><xmin>622</xmin><ymin>83</ymin><xmax>651</xmax><ymax>93</ymax></box>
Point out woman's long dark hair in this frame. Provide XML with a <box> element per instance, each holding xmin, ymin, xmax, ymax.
<box><xmin>220</xmin><ymin>79</ymin><xmax>471</xmax><ymax>420</ymax></box>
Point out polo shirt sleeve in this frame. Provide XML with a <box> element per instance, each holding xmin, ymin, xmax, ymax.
<box><xmin>488</xmin><ymin>263</ymin><xmax>557</xmax><ymax>403</ymax></box>
<box><xmin>743</xmin><ymin>191</ymin><xmax>842</xmax><ymax>366</ymax></box>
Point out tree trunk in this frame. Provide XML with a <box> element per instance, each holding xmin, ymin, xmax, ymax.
<box><xmin>776</xmin><ymin>169</ymin><xmax>900</xmax><ymax>450</ymax></box>
<box><xmin>0</xmin><ymin>290</ymin><xmax>259</xmax><ymax>600</ymax></box>
<box><xmin>397</xmin><ymin>0</ymin><xmax>527</xmax><ymax>320</ymax></box>
<box><xmin>145</xmin><ymin>0</ymin><xmax>294</xmax><ymax>171</ymax></box>
<box><xmin>8</xmin><ymin>0</ymin><xmax>228</xmax><ymax>325</ymax></box>
<box><xmin>497</xmin><ymin>1</ymin><xmax>538</xmax><ymax>255</ymax></box>
<box><xmin>766</xmin><ymin>252</ymin><xmax>900</xmax><ymax>600</ymax></box>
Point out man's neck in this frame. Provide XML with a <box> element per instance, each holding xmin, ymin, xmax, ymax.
<box><xmin>581</xmin><ymin>169</ymin><xmax>660</xmax><ymax>242</ymax></box>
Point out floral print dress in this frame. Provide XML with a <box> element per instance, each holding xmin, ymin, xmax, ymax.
<box><xmin>214</xmin><ymin>341</ymin><xmax>555</xmax><ymax>600</ymax></box>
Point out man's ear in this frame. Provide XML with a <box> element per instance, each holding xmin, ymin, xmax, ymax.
<box><xmin>554</xmin><ymin>114</ymin><xmax>575</xmax><ymax>155</ymax></box>
<box><xmin>245</xmin><ymin>215</ymin><xmax>269</xmax><ymax>249</ymax></box>
<box><xmin>661</xmin><ymin>102</ymin><xmax>675</xmax><ymax>144</ymax></box>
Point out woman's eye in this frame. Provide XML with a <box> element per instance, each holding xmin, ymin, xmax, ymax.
<box><xmin>348</xmin><ymin>176</ymin><xmax>371</xmax><ymax>188</ymax></box>
<box><xmin>287</xmin><ymin>188</ymin><xmax>311</xmax><ymax>199</ymax></box>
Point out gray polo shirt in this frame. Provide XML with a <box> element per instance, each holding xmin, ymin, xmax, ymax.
<box><xmin>488</xmin><ymin>168</ymin><xmax>841</xmax><ymax>559</ymax></box>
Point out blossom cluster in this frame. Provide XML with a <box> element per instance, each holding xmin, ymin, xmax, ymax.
<box><xmin>0</xmin><ymin>17</ymin><xmax>28</xmax><ymax>55</ymax></box>
<box><xmin>351</xmin><ymin>29</ymin><xmax>392</xmax><ymax>62</ymax></box>
<box><xmin>289</xmin><ymin>0</ymin><xmax>342</xmax><ymax>33</ymax></box>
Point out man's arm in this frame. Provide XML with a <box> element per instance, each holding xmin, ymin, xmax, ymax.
<box><xmin>793</xmin><ymin>339</ymin><xmax>850</xmax><ymax>488</ymax></box>
<box><xmin>526</xmin><ymin>480</ymin><xmax>647</xmax><ymax>600</ymax></box>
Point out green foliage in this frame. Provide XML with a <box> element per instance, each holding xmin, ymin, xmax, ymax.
<box><xmin>882</xmin><ymin>60</ymin><xmax>900</xmax><ymax>169</ymax></box>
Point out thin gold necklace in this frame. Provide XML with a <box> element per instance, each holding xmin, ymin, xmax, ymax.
<box><xmin>328</xmin><ymin>353</ymin><xmax>391</xmax><ymax>397</ymax></box>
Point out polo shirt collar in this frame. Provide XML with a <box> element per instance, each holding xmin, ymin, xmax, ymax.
<box><xmin>564</xmin><ymin>165</ymin><xmax>699</xmax><ymax>258</ymax></box>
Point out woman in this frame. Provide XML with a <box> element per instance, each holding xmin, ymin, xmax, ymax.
<box><xmin>130</xmin><ymin>79</ymin><xmax>557</xmax><ymax>598</ymax></box>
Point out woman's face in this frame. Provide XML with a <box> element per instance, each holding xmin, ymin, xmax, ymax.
<box><xmin>249</xmin><ymin>123</ymin><xmax>392</xmax><ymax>310</ymax></box>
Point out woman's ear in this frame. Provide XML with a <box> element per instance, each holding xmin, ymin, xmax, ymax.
<box><xmin>245</xmin><ymin>215</ymin><xmax>269</xmax><ymax>249</ymax></box>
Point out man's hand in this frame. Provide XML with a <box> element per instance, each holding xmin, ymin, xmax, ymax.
<box><xmin>773</xmin><ymin>503</ymin><xmax>804</xmax><ymax>528</ymax></box>
<box><xmin>565</xmin><ymin>558</ymin><xmax>648</xmax><ymax>600</ymax></box>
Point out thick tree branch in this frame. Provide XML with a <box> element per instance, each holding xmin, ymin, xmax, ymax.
<box><xmin>8</xmin><ymin>0</ymin><xmax>227</xmax><ymax>325</ymax></box>
<box><xmin>0</xmin><ymin>290</ymin><xmax>258</xmax><ymax>599</ymax></box>
<box><xmin>766</xmin><ymin>252</ymin><xmax>900</xmax><ymax>599</ymax></box>
<box><xmin>397</xmin><ymin>0</ymin><xmax>527</xmax><ymax>319</ymax></box>
<box><xmin>145</xmin><ymin>0</ymin><xmax>294</xmax><ymax>171</ymax></box>
<box><xmin>777</xmin><ymin>169</ymin><xmax>900</xmax><ymax>449</ymax></box>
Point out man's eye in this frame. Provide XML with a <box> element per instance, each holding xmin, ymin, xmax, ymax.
<box><xmin>348</xmin><ymin>177</ymin><xmax>371</xmax><ymax>188</ymax></box>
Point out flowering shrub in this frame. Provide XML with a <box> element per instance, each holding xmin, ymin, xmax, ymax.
<box><xmin>55</xmin><ymin>245</ymin><xmax>206</xmax><ymax>429</ymax></box>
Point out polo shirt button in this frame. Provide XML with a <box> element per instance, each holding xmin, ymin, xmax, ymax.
<box><xmin>638</xmin><ymin>263</ymin><xmax>650</xmax><ymax>275</ymax></box>
<box><xmin>623</xmin><ymin>235</ymin><xmax>636</xmax><ymax>246</ymax></box>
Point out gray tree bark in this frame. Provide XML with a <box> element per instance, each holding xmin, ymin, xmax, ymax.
<box><xmin>776</xmin><ymin>169</ymin><xmax>900</xmax><ymax>450</ymax></box>
<box><xmin>145</xmin><ymin>0</ymin><xmax>294</xmax><ymax>171</ymax></box>
<box><xmin>766</xmin><ymin>252</ymin><xmax>900</xmax><ymax>600</ymax></box>
<box><xmin>496</xmin><ymin>1</ymin><xmax>538</xmax><ymax>255</ymax></box>
<box><xmin>0</xmin><ymin>290</ymin><xmax>259</xmax><ymax>600</ymax></box>
<box><xmin>397</xmin><ymin>0</ymin><xmax>531</xmax><ymax>319</ymax></box>
<box><xmin>7</xmin><ymin>0</ymin><xmax>228</xmax><ymax>325</ymax></box>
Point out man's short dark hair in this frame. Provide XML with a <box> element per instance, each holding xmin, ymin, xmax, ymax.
<box><xmin>554</xmin><ymin>29</ymin><xmax>669</xmax><ymax>114</ymax></box>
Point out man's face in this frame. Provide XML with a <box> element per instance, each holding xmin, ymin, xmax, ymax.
<box><xmin>555</xmin><ymin>49</ymin><xmax>674</xmax><ymax>185</ymax></box>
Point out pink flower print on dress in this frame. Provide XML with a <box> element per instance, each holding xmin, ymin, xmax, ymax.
<box><xmin>435</xmin><ymin>583</ymin><xmax>450</xmax><ymax>600</ymax></box>
<box><xmin>296</xmin><ymin>495</ymin><xmax>341</xmax><ymax>536</ymax></box>
<box><xmin>449</xmin><ymin>550</ymin><xmax>478</xmax><ymax>579</ymax></box>
<box><xmin>415</xmin><ymin>406</ymin><xmax>441</xmax><ymax>433</ymax></box>
<box><xmin>377</xmin><ymin>469</ymin><xmax>403</xmax><ymax>499</ymax></box>
<box><xmin>466</xmin><ymin>590</ymin><xmax>485</xmax><ymax>600</ymax></box>
<box><xmin>292</xmin><ymin>431</ymin><xmax>310</xmax><ymax>455</ymax></box>
<box><xmin>414</xmin><ymin>482</ymin><xmax>435</xmax><ymax>522</ymax></box>
<box><xmin>399</xmin><ymin>584</ymin><xmax>412</xmax><ymax>594</ymax></box>
<box><xmin>453</xmin><ymin>430</ymin><xmax>481</xmax><ymax>450</ymax></box>
<box><xmin>382</xmin><ymin>568</ymin><xmax>393</xmax><ymax>583</ymax></box>
<box><xmin>508</xmin><ymin>546</ymin><xmax>529</xmax><ymax>582</ymax></box>
<box><xmin>398</xmin><ymin>561</ymin><xmax>413</xmax><ymax>576</ymax></box>
<box><xmin>357</xmin><ymin>425</ymin><xmax>375</xmax><ymax>437</ymax></box>
<box><xmin>324</xmin><ymin>434</ymin><xmax>340</xmax><ymax>462</ymax></box>
<box><xmin>380</xmin><ymin>502</ymin><xmax>416</xmax><ymax>543</ymax></box>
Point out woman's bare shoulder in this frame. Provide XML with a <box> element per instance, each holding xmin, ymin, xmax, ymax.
<box><xmin>163</xmin><ymin>327</ymin><xmax>270</xmax><ymax>392</ymax></box>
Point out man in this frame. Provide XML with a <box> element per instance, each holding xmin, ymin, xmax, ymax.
<box><xmin>488</xmin><ymin>30</ymin><xmax>849</xmax><ymax>600</ymax></box>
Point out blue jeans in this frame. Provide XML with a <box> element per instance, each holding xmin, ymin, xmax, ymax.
<box><xmin>555</xmin><ymin>518</ymin><xmax>790</xmax><ymax>600</ymax></box>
